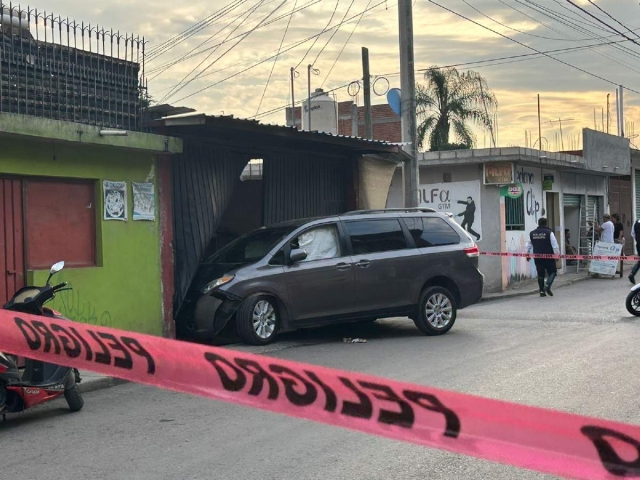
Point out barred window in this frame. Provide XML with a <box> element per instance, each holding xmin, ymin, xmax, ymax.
<box><xmin>505</xmin><ymin>196</ymin><xmax>525</xmax><ymax>231</ymax></box>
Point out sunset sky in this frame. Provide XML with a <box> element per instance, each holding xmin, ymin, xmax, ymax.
<box><xmin>40</xmin><ymin>0</ymin><xmax>640</xmax><ymax>150</ymax></box>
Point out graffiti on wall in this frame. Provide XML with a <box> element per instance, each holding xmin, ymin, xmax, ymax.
<box><xmin>506</xmin><ymin>167</ymin><xmax>542</xmax><ymax>285</ymax></box>
<box><xmin>418</xmin><ymin>180</ymin><xmax>483</xmax><ymax>242</ymax></box>
<box><xmin>49</xmin><ymin>276</ymin><xmax>114</xmax><ymax>328</ymax></box>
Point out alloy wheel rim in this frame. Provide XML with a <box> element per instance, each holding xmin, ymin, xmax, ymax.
<box><xmin>426</xmin><ymin>293</ymin><xmax>453</xmax><ymax>329</ymax></box>
<box><xmin>252</xmin><ymin>300</ymin><xmax>276</xmax><ymax>339</ymax></box>
<box><xmin>633</xmin><ymin>293</ymin><xmax>640</xmax><ymax>310</ymax></box>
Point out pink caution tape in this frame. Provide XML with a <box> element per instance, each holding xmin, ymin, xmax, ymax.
<box><xmin>1</xmin><ymin>310</ymin><xmax>640</xmax><ymax>479</ymax></box>
<box><xmin>481</xmin><ymin>251</ymin><xmax>639</xmax><ymax>261</ymax></box>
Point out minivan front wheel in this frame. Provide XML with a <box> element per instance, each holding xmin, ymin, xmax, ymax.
<box><xmin>414</xmin><ymin>286</ymin><xmax>457</xmax><ymax>336</ymax></box>
<box><xmin>236</xmin><ymin>295</ymin><xmax>280</xmax><ymax>345</ymax></box>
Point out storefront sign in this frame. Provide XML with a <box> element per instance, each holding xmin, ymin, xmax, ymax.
<box><xmin>543</xmin><ymin>174</ymin><xmax>554</xmax><ymax>191</ymax></box>
<box><xmin>500</xmin><ymin>183</ymin><xmax>524</xmax><ymax>199</ymax></box>
<box><xmin>484</xmin><ymin>162</ymin><xmax>514</xmax><ymax>185</ymax></box>
<box><xmin>588</xmin><ymin>242</ymin><xmax>623</xmax><ymax>276</ymax></box>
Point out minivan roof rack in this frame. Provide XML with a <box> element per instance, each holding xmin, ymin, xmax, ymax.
<box><xmin>342</xmin><ymin>207</ymin><xmax>437</xmax><ymax>216</ymax></box>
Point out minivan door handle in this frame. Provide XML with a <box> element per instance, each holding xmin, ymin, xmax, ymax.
<box><xmin>356</xmin><ymin>260</ymin><xmax>370</xmax><ymax>268</ymax></box>
<box><xmin>336</xmin><ymin>262</ymin><xmax>351</xmax><ymax>271</ymax></box>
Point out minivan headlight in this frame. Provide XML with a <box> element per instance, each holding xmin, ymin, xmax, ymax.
<box><xmin>202</xmin><ymin>276</ymin><xmax>234</xmax><ymax>294</ymax></box>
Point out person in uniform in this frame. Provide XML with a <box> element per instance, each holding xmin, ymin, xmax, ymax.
<box><xmin>526</xmin><ymin>217</ymin><xmax>560</xmax><ymax>297</ymax></box>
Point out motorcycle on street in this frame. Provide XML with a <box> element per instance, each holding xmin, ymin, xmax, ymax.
<box><xmin>626</xmin><ymin>282</ymin><xmax>640</xmax><ymax>316</ymax></box>
<box><xmin>0</xmin><ymin>261</ymin><xmax>84</xmax><ymax>420</ymax></box>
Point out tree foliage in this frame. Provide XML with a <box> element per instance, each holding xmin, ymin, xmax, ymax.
<box><xmin>416</xmin><ymin>66</ymin><xmax>498</xmax><ymax>151</ymax></box>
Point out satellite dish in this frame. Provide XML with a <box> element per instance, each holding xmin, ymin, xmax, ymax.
<box><xmin>387</xmin><ymin>88</ymin><xmax>401</xmax><ymax>116</ymax></box>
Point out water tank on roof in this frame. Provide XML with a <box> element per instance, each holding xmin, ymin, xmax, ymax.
<box><xmin>1</xmin><ymin>8</ymin><xmax>29</xmax><ymax>32</ymax></box>
<box><xmin>301</xmin><ymin>88</ymin><xmax>337</xmax><ymax>135</ymax></box>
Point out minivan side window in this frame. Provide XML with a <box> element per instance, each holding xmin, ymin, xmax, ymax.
<box><xmin>345</xmin><ymin>219</ymin><xmax>408</xmax><ymax>254</ymax></box>
<box><xmin>291</xmin><ymin>224</ymin><xmax>341</xmax><ymax>262</ymax></box>
<box><xmin>404</xmin><ymin>217</ymin><xmax>460</xmax><ymax>247</ymax></box>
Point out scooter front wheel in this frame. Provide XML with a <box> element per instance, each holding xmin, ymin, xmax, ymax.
<box><xmin>626</xmin><ymin>291</ymin><xmax>640</xmax><ymax>316</ymax></box>
<box><xmin>64</xmin><ymin>384</ymin><xmax>84</xmax><ymax>412</ymax></box>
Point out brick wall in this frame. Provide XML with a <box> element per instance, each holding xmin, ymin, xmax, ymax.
<box><xmin>286</xmin><ymin>101</ymin><xmax>401</xmax><ymax>143</ymax></box>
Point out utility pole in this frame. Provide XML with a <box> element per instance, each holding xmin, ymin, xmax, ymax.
<box><xmin>307</xmin><ymin>64</ymin><xmax>312</xmax><ymax>132</ymax></box>
<box><xmin>619</xmin><ymin>85</ymin><xmax>625</xmax><ymax>138</ymax></box>
<box><xmin>537</xmin><ymin>94</ymin><xmax>542</xmax><ymax>152</ymax></box>
<box><xmin>362</xmin><ymin>47</ymin><xmax>373</xmax><ymax>140</ymax></box>
<box><xmin>290</xmin><ymin>67</ymin><xmax>296</xmax><ymax>128</ymax></box>
<box><xmin>616</xmin><ymin>88</ymin><xmax>620</xmax><ymax>136</ymax></box>
<box><xmin>607</xmin><ymin>93</ymin><xmax>610</xmax><ymax>134</ymax></box>
<box><xmin>398</xmin><ymin>0</ymin><xmax>418</xmax><ymax>207</ymax></box>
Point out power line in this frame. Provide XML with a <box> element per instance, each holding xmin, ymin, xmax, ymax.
<box><xmin>170</xmin><ymin>0</ymin><xmax>388</xmax><ymax>104</ymax></box>
<box><xmin>160</xmin><ymin>0</ymin><xmax>266</xmax><ymax>101</ymax></box>
<box><xmin>255</xmin><ymin>0</ymin><xmax>298</xmax><ymax>116</ymax></box>
<box><xmin>510</xmin><ymin>0</ymin><xmax>640</xmax><ymax>64</ymax></box>
<box><xmin>586</xmin><ymin>0</ymin><xmax>640</xmax><ymax>41</ymax></box>
<box><xmin>295</xmin><ymin>0</ymin><xmax>340</xmax><ymax>70</ymax></box>
<box><xmin>502</xmin><ymin>0</ymin><xmax>640</xmax><ymax>75</ymax></box>
<box><xmin>151</xmin><ymin>0</ymin><xmax>389</xmax><ymax>94</ymax></box>
<box><xmin>147</xmin><ymin>0</ymin><xmax>247</xmax><ymax>60</ymax></box>
<box><xmin>147</xmin><ymin>0</ymin><xmax>321</xmax><ymax>76</ymax></box>
<box><xmin>526</xmin><ymin>0</ymin><xmax>640</xmax><ymax>61</ymax></box>
<box><xmin>164</xmin><ymin>1</ymin><xmax>287</xmax><ymax>103</ymax></box>
<box><xmin>428</xmin><ymin>1</ymin><xmax>640</xmax><ymax>95</ymax></box>
<box><xmin>461</xmin><ymin>0</ymin><xmax>583</xmax><ymax>41</ymax></box>
<box><xmin>566</xmin><ymin>0</ymin><xmax>640</xmax><ymax>49</ymax></box>
<box><xmin>311</xmin><ymin>0</ymin><xmax>355</xmax><ymax>66</ymax></box>
<box><xmin>321</xmin><ymin>0</ymin><xmax>372</xmax><ymax>87</ymax></box>
<box><xmin>149</xmin><ymin>0</ymin><xmax>269</xmax><ymax>80</ymax></box>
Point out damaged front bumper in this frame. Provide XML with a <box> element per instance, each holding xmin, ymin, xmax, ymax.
<box><xmin>192</xmin><ymin>292</ymin><xmax>242</xmax><ymax>339</ymax></box>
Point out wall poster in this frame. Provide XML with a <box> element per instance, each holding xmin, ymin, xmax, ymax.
<box><xmin>132</xmin><ymin>182</ymin><xmax>156</xmax><ymax>221</ymax></box>
<box><xmin>103</xmin><ymin>180</ymin><xmax>127</xmax><ymax>221</ymax></box>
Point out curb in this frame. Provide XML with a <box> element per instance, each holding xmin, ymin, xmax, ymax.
<box><xmin>479</xmin><ymin>275</ymin><xmax>591</xmax><ymax>303</ymax></box>
<box><xmin>78</xmin><ymin>376</ymin><xmax>128</xmax><ymax>394</ymax></box>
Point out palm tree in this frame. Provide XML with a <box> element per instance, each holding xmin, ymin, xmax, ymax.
<box><xmin>416</xmin><ymin>66</ymin><xmax>498</xmax><ymax>151</ymax></box>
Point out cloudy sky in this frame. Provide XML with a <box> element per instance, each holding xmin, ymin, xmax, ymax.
<box><xmin>38</xmin><ymin>0</ymin><xmax>640</xmax><ymax>149</ymax></box>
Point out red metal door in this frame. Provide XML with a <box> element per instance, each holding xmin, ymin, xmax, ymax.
<box><xmin>0</xmin><ymin>179</ymin><xmax>25</xmax><ymax>306</ymax></box>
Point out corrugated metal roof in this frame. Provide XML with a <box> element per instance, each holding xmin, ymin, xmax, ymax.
<box><xmin>155</xmin><ymin>112</ymin><xmax>399</xmax><ymax>147</ymax></box>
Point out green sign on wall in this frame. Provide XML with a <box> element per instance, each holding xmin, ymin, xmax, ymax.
<box><xmin>500</xmin><ymin>183</ymin><xmax>524</xmax><ymax>199</ymax></box>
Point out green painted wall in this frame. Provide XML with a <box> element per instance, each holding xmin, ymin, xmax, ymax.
<box><xmin>1</xmin><ymin>137</ymin><xmax>164</xmax><ymax>335</ymax></box>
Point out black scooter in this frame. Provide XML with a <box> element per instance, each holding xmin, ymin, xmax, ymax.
<box><xmin>0</xmin><ymin>261</ymin><xmax>84</xmax><ymax>419</ymax></box>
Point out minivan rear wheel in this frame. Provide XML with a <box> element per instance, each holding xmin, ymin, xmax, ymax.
<box><xmin>414</xmin><ymin>286</ymin><xmax>457</xmax><ymax>336</ymax></box>
<box><xmin>236</xmin><ymin>295</ymin><xmax>280</xmax><ymax>345</ymax></box>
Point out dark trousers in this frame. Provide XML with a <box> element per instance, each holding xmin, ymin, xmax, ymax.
<box><xmin>535</xmin><ymin>259</ymin><xmax>557</xmax><ymax>291</ymax></box>
<box><xmin>632</xmin><ymin>244</ymin><xmax>640</xmax><ymax>276</ymax></box>
<box><xmin>461</xmin><ymin>219</ymin><xmax>480</xmax><ymax>240</ymax></box>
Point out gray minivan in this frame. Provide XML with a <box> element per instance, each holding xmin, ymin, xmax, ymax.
<box><xmin>189</xmin><ymin>208</ymin><xmax>484</xmax><ymax>345</ymax></box>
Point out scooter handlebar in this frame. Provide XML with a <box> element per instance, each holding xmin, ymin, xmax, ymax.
<box><xmin>52</xmin><ymin>282</ymin><xmax>68</xmax><ymax>291</ymax></box>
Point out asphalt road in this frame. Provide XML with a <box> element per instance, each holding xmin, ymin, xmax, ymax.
<box><xmin>2</xmin><ymin>276</ymin><xmax>639</xmax><ymax>480</ymax></box>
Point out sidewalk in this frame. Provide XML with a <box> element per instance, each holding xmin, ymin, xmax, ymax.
<box><xmin>77</xmin><ymin>370</ymin><xmax>127</xmax><ymax>394</ymax></box>
<box><xmin>481</xmin><ymin>262</ymin><xmax>634</xmax><ymax>302</ymax></box>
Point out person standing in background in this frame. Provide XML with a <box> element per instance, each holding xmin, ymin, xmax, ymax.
<box><xmin>612</xmin><ymin>213</ymin><xmax>625</xmax><ymax>275</ymax></box>
<box><xmin>526</xmin><ymin>217</ymin><xmax>560</xmax><ymax>297</ymax></box>
<box><xmin>597</xmin><ymin>214</ymin><xmax>615</xmax><ymax>244</ymax></box>
<box><xmin>629</xmin><ymin>218</ymin><xmax>640</xmax><ymax>284</ymax></box>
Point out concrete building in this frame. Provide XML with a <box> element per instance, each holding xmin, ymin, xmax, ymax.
<box><xmin>386</xmin><ymin>129</ymin><xmax>630</xmax><ymax>293</ymax></box>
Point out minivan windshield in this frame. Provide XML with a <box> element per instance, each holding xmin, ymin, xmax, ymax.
<box><xmin>206</xmin><ymin>226</ymin><xmax>297</xmax><ymax>265</ymax></box>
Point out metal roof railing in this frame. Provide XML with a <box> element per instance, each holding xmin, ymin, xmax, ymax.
<box><xmin>342</xmin><ymin>208</ymin><xmax>437</xmax><ymax>216</ymax></box>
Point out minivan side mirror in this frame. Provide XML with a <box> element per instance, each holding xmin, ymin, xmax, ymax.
<box><xmin>290</xmin><ymin>249</ymin><xmax>308</xmax><ymax>263</ymax></box>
